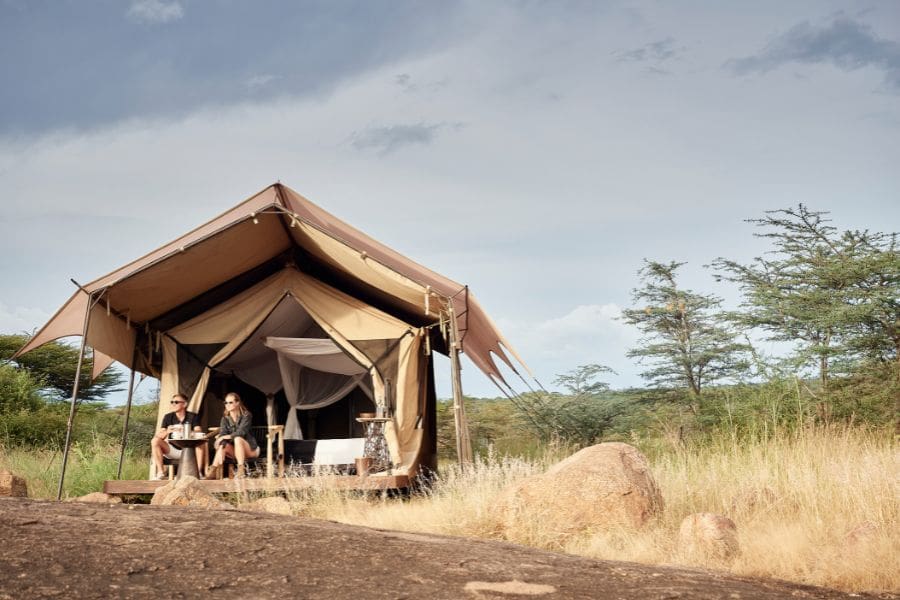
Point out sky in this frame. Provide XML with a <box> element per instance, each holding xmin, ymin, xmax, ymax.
<box><xmin>1</xmin><ymin>0</ymin><xmax>898</xmax><ymax>400</ymax></box>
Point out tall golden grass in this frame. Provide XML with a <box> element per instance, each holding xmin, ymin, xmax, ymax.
<box><xmin>272</xmin><ymin>429</ymin><xmax>898</xmax><ymax>594</ymax></box>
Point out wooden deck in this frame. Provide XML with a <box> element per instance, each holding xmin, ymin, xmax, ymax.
<box><xmin>102</xmin><ymin>474</ymin><xmax>410</xmax><ymax>496</ymax></box>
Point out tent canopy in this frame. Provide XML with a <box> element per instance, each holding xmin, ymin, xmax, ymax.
<box><xmin>15</xmin><ymin>183</ymin><xmax>528</xmax><ymax>388</ymax></box>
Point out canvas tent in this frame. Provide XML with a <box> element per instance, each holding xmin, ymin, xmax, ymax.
<box><xmin>15</xmin><ymin>183</ymin><xmax>529</xmax><ymax>495</ymax></box>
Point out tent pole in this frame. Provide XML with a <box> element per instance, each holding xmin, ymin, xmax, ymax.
<box><xmin>56</xmin><ymin>291</ymin><xmax>96</xmax><ymax>500</ymax></box>
<box><xmin>447</xmin><ymin>302</ymin><xmax>473</xmax><ymax>466</ymax></box>
<box><xmin>116</xmin><ymin>345</ymin><xmax>139</xmax><ymax>479</ymax></box>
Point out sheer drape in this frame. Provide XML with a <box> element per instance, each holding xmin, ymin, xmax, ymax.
<box><xmin>266</xmin><ymin>337</ymin><xmax>373</xmax><ymax>439</ymax></box>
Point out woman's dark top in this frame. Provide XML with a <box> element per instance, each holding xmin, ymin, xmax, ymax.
<box><xmin>218</xmin><ymin>412</ymin><xmax>258</xmax><ymax>450</ymax></box>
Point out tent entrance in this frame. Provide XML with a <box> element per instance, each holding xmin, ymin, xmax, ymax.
<box><xmin>200</xmin><ymin>296</ymin><xmax>377</xmax><ymax>440</ymax></box>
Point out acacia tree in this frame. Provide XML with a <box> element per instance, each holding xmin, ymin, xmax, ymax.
<box><xmin>712</xmin><ymin>205</ymin><xmax>900</xmax><ymax>387</ymax></box>
<box><xmin>621</xmin><ymin>260</ymin><xmax>749</xmax><ymax>410</ymax></box>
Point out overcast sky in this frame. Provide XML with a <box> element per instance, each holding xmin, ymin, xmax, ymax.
<box><xmin>1</xmin><ymin>0</ymin><xmax>898</xmax><ymax>399</ymax></box>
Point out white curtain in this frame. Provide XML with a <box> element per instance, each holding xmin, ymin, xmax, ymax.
<box><xmin>266</xmin><ymin>337</ymin><xmax>374</xmax><ymax>439</ymax></box>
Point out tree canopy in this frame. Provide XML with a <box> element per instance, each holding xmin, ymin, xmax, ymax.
<box><xmin>0</xmin><ymin>334</ymin><xmax>124</xmax><ymax>404</ymax></box>
<box><xmin>712</xmin><ymin>205</ymin><xmax>900</xmax><ymax>386</ymax></box>
<box><xmin>621</xmin><ymin>260</ymin><xmax>750</xmax><ymax>404</ymax></box>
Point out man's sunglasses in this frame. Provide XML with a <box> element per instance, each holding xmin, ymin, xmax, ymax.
<box><xmin>170</xmin><ymin>400</ymin><xmax>186</xmax><ymax>405</ymax></box>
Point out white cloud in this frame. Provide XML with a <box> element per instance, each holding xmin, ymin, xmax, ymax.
<box><xmin>243</xmin><ymin>74</ymin><xmax>282</xmax><ymax>92</ymax></box>
<box><xmin>127</xmin><ymin>0</ymin><xmax>184</xmax><ymax>25</ymax></box>
<box><xmin>0</xmin><ymin>303</ymin><xmax>49</xmax><ymax>336</ymax></box>
<box><xmin>493</xmin><ymin>304</ymin><xmax>642</xmax><ymax>393</ymax></box>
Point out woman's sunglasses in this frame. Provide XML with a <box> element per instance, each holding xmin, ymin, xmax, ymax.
<box><xmin>224</xmin><ymin>401</ymin><xmax>235</xmax><ymax>405</ymax></box>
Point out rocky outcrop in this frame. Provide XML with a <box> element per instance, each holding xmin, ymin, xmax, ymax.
<box><xmin>496</xmin><ymin>442</ymin><xmax>664</xmax><ymax>540</ymax></box>
<box><xmin>678</xmin><ymin>513</ymin><xmax>740</xmax><ymax>560</ymax></box>
<box><xmin>0</xmin><ymin>470</ymin><xmax>27</xmax><ymax>498</ymax></box>
<box><xmin>150</xmin><ymin>476</ymin><xmax>230</xmax><ymax>510</ymax></box>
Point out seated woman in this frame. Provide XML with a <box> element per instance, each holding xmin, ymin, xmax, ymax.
<box><xmin>207</xmin><ymin>392</ymin><xmax>259</xmax><ymax>479</ymax></box>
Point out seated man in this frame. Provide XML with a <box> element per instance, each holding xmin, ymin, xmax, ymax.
<box><xmin>150</xmin><ymin>393</ymin><xmax>205</xmax><ymax>480</ymax></box>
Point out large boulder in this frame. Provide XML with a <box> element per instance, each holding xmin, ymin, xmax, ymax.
<box><xmin>678</xmin><ymin>513</ymin><xmax>740</xmax><ymax>560</ymax></box>
<box><xmin>0</xmin><ymin>470</ymin><xmax>27</xmax><ymax>498</ymax></box>
<box><xmin>151</xmin><ymin>477</ymin><xmax>230</xmax><ymax>510</ymax></box>
<box><xmin>495</xmin><ymin>442</ymin><xmax>664</xmax><ymax>540</ymax></box>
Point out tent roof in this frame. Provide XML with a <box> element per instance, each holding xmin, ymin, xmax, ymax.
<box><xmin>16</xmin><ymin>183</ymin><xmax>528</xmax><ymax>386</ymax></box>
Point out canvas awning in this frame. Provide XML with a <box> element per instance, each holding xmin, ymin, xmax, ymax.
<box><xmin>15</xmin><ymin>183</ymin><xmax>529</xmax><ymax>388</ymax></box>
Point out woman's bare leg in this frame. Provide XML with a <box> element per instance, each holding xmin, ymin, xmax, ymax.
<box><xmin>233</xmin><ymin>437</ymin><xmax>259</xmax><ymax>476</ymax></box>
<box><xmin>234</xmin><ymin>436</ymin><xmax>246</xmax><ymax>467</ymax></box>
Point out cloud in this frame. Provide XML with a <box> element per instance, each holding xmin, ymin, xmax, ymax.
<box><xmin>350</xmin><ymin>122</ymin><xmax>461</xmax><ymax>155</ymax></box>
<box><xmin>0</xmin><ymin>303</ymin><xmax>49</xmax><ymax>336</ymax></box>
<box><xmin>496</xmin><ymin>304</ymin><xmax>641</xmax><ymax>392</ymax></box>
<box><xmin>243</xmin><ymin>74</ymin><xmax>282</xmax><ymax>92</ymax></box>
<box><xmin>1</xmin><ymin>3</ymin><xmax>463</xmax><ymax>135</ymax></box>
<box><xmin>726</xmin><ymin>16</ymin><xmax>900</xmax><ymax>90</ymax></box>
<box><xmin>394</xmin><ymin>73</ymin><xmax>448</xmax><ymax>94</ymax></box>
<box><xmin>127</xmin><ymin>0</ymin><xmax>184</xmax><ymax>25</ymax></box>
<box><xmin>616</xmin><ymin>37</ymin><xmax>682</xmax><ymax>63</ymax></box>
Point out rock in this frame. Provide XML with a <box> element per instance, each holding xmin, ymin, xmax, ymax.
<box><xmin>495</xmin><ymin>442</ymin><xmax>664</xmax><ymax>540</ymax></box>
<box><xmin>68</xmin><ymin>492</ymin><xmax>121</xmax><ymax>504</ymax></box>
<box><xmin>151</xmin><ymin>476</ymin><xmax>230</xmax><ymax>510</ymax></box>
<box><xmin>246</xmin><ymin>496</ymin><xmax>293</xmax><ymax>516</ymax></box>
<box><xmin>678</xmin><ymin>513</ymin><xmax>740</xmax><ymax>560</ymax></box>
<box><xmin>0</xmin><ymin>470</ymin><xmax>27</xmax><ymax>498</ymax></box>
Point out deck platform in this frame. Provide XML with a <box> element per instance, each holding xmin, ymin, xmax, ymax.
<box><xmin>102</xmin><ymin>474</ymin><xmax>410</xmax><ymax>496</ymax></box>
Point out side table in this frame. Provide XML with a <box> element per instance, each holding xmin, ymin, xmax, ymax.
<box><xmin>167</xmin><ymin>437</ymin><xmax>208</xmax><ymax>481</ymax></box>
<box><xmin>355</xmin><ymin>417</ymin><xmax>392</xmax><ymax>473</ymax></box>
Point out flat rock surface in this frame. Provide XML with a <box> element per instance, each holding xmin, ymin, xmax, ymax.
<box><xmin>0</xmin><ymin>498</ymin><xmax>888</xmax><ymax>599</ymax></box>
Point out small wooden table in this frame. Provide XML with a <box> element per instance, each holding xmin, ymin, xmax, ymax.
<box><xmin>167</xmin><ymin>437</ymin><xmax>208</xmax><ymax>480</ymax></box>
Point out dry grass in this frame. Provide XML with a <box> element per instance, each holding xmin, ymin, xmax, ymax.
<box><xmin>274</xmin><ymin>429</ymin><xmax>898</xmax><ymax>594</ymax></box>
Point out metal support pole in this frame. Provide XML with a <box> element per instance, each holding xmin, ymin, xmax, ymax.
<box><xmin>57</xmin><ymin>291</ymin><xmax>96</xmax><ymax>500</ymax></box>
<box><xmin>116</xmin><ymin>347</ymin><xmax>138</xmax><ymax>479</ymax></box>
<box><xmin>447</xmin><ymin>301</ymin><xmax>473</xmax><ymax>466</ymax></box>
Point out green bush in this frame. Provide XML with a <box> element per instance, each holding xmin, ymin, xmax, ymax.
<box><xmin>0</xmin><ymin>362</ymin><xmax>43</xmax><ymax>414</ymax></box>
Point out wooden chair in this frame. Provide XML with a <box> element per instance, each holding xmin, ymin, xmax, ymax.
<box><xmin>215</xmin><ymin>425</ymin><xmax>284</xmax><ymax>478</ymax></box>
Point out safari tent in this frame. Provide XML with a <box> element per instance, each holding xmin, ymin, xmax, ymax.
<box><xmin>15</xmin><ymin>183</ymin><xmax>529</xmax><ymax>496</ymax></box>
